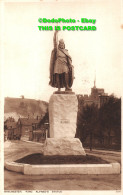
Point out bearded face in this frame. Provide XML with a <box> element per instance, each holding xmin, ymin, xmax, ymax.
<box><xmin>59</xmin><ymin>40</ymin><xmax>65</xmax><ymax>49</ymax></box>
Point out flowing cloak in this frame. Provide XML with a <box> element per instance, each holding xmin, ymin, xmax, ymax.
<box><xmin>49</xmin><ymin>48</ymin><xmax>74</xmax><ymax>88</ymax></box>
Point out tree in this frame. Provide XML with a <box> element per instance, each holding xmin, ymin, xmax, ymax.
<box><xmin>99</xmin><ymin>95</ymin><xmax>121</xmax><ymax>148</ymax></box>
<box><xmin>77</xmin><ymin>103</ymin><xmax>98</xmax><ymax>150</ymax></box>
<box><xmin>77</xmin><ymin>95</ymin><xmax>121</xmax><ymax>150</ymax></box>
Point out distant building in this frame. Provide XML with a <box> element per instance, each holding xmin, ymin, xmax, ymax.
<box><xmin>4</xmin><ymin>114</ymin><xmax>49</xmax><ymax>142</ymax></box>
<box><xmin>17</xmin><ymin>113</ymin><xmax>49</xmax><ymax>142</ymax></box>
<box><xmin>32</xmin><ymin>129</ymin><xmax>46</xmax><ymax>143</ymax></box>
<box><xmin>4</xmin><ymin>117</ymin><xmax>20</xmax><ymax>140</ymax></box>
<box><xmin>31</xmin><ymin>112</ymin><xmax>49</xmax><ymax>143</ymax></box>
<box><xmin>17</xmin><ymin>116</ymin><xmax>41</xmax><ymax>141</ymax></box>
<box><xmin>99</xmin><ymin>95</ymin><xmax>109</xmax><ymax>107</ymax></box>
<box><xmin>77</xmin><ymin>78</ymin><xmax>109</xmax><ymax>108</ymax></box>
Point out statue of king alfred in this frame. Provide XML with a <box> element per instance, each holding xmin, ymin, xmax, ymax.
<box><xmin>49</xmin><ymin>31</ymin><xmax>74</xmax><ymax>92</ymax></box>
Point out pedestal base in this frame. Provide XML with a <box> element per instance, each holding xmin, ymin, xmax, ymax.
<box><xmin>43</xmin><ymin>138</ymin><xmax>86</xmax><ymax>156</ymax></box>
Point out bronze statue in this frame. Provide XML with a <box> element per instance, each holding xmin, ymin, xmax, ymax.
<box><xmin>49</xmin><ymin>31</ymin><xmax>74</xmax><ymax>92</ymax></box>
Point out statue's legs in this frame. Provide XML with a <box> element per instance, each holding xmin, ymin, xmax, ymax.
<box><xmin>54</xmin><ymin>73</ymin><xmax>71</xmax><ymax>91</ymax></box>
<box><xmin>65</xmin><ymin>73</ymin><xmax>71</xmax><ymax>90</ymax></box>
<box><xmin>56</xmin><ymin>74</ymin><xmax>61</xmax><ymax>91</ymax></box>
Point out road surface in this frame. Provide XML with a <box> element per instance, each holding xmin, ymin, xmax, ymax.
<box><xmin>4</xmin><ymin>140</ymin><xmax>121</xmax><ymax>191</ymax></box>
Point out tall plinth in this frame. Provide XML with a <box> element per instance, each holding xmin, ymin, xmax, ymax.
<box><xmin>43</xmin><ymin>93</ymin><xmax>86</xmax><ymax>156</ymax></box>
<box><xmin>49</xmin><ymin>94</ymin><xmax>78</xmax><ymax>138</ymax></box>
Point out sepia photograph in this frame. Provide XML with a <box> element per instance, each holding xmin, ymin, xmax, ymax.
<box><xmin>0</xmin><ymin>0</ymin><xmax>122</xmax><ymax>194</ymax></box>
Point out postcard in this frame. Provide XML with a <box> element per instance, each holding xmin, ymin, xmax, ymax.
<box><xmin>0</xmin><ymin>0</ymin><xmax>122</xmax><ymax>195</ymax></box>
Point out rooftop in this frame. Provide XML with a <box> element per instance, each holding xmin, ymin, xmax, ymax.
<box><xmin>18</xmin><ymin>118</ymin><xmax>41</xmax><ymax>126</ymax></box>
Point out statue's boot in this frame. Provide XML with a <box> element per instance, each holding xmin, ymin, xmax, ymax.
<box><xmin>65</xmin><ymin>73</ymin><xmax>71</xmax><ymax>91</ymax></box>
<box><xmin>56</xmin><ymin>74</ymin><xmax>61</xmax><ymax>91</ymax></box>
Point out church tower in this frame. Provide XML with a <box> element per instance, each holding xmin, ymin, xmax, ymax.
<box><xmin>94</xmin><ymin>70</ymin><xmax>96</xmax><ymax>88</ymax></box>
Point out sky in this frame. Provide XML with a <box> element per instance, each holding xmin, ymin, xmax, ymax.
<box><xmin>3</xmin><ymin>0</ymin><xmax>123</xmax><ymax>101</ymax></box>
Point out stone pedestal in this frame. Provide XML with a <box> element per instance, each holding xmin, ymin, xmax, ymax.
<box><xmin>49</xmin><ymin>94</ymin><xmax>78</xmax><ymax>138</ymax></box>
<box><xmin>44</xmin><ymin>93</ymin><xmax>86</xmax><ymax>156</ymax></box>
<box><xmin>43</xmin><ymin>138</ymin><xmax>86</xmax><ymax>156</ymax></box>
